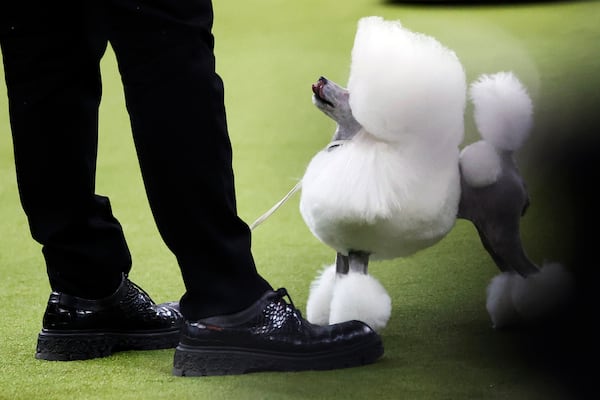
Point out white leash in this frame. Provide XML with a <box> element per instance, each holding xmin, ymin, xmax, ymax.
<box><xmin>249</xmin><ymin>139</ymin><xmax>350</xmax><ymax>231</ymax></box>
<box><xmin>250</xmin><ymin>180</ymin><xmax>302</xmax><ymax>230</ymax></box>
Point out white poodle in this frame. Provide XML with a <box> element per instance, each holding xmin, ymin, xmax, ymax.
<box><xmin>254</xmin><ymin>16</ymin><xmax>574</xmax><ymax>332</ymax></box>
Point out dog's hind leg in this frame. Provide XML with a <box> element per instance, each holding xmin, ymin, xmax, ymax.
<box><xmin>458</xmin><ymin>154</ymin><xmax>574</xmax><ymax>328</ymax></box>
<box><xmin>460</xmin><ymin>72</ymin><xmax>574</xmax><ymax>328</ymax></box>
<box><xmin>458</xmin><ymin>156</ymin><xmax>538</xmax><ymax>278</ymax></box>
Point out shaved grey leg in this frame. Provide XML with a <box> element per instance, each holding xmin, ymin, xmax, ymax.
<box><xmin>458</xmin><ymin>156</ymin><xmax>539</xmax><ymax>277</ymax></box>
<box><xmin>335</xmin><ymin>251</ymin><xmax>370</xmax><ymax>275</ymax></box>
<box><xmin>335</xmin><ymin>253</ymin><xmax>350</xmax><ymax>274</ymax></box>
<box><xmin>348</xmin><ymin>251</ymin><xmax>370</xmax><ymax>274</ymax></box>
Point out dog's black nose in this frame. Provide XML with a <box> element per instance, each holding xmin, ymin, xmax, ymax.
<box><xmin>312</xmin><ymin>77</ymin><xmax>326</xmax><ymax>96</ymax></box>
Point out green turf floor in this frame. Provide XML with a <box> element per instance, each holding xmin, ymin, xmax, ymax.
<box><xmin>1</xmin><ymin>1</ymin><xmax>599</xmax><ymax>399</ymax></box>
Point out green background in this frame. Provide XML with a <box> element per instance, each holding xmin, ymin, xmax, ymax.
<box><xmin>1</xmin><ymin>1</ymin><xmax>598</xmax><ymax>399</ymax></box>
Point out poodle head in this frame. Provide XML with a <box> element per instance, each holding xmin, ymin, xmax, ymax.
<box><xmin>312</xmin><ymin>76</ymin><xmax>362</xmax><ymax>141</ymax></box>
<box><xmin>347</xmin><ymin>16</ymin><xmax>466</xmax><ymax>147</ymax></box>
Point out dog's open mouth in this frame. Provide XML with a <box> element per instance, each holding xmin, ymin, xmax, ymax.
<box><xmin>312</xmin><ymin>77</ymin><xmax>335</xmax><ymax>108</ymax></box>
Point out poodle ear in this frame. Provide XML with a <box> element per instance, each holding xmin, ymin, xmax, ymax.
<box><xmin>470</xmin><ymin>72</ymin><xmax>533</xmax><ymax>152</ymax></box>
<box><xmin>347</xmin><ymin>16</ymin><xmax>466</xmax><ymax>146</ymax></box>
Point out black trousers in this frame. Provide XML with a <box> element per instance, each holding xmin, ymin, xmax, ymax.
<box><xmin>0</xmin><ymin>0</ymin><xmax>271</xmax><ymax>319</ymax></box>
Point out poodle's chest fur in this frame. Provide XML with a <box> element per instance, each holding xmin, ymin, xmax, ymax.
<box><xmin>299</xmin><ymin>132</ymin><xmax>461</xmax><ymax>260</ymax></box>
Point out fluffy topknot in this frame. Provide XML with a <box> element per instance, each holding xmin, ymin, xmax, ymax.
<box><xmin>470</xmin><ymin>72</ymin><xmax>533</xmax><ymax>152</ymax></box>
<box><xmin>347</xmin><ymin>16</ymin><xmax>466</xmax><ymax>147</ymax></box>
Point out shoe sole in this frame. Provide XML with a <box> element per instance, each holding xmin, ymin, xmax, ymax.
<box><xmin>36</xmin><ymin>329</ymin><xmax>181</xmax><ymax>361</ymax></box>
<box><xmin>172</xmin><ymin>338</ymin><xmax>384</xmax><ymax>376</ymax></box>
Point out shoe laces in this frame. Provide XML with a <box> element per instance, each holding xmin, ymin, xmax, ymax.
<box><xmin>274</xmin><ymin>288</ymin><xmax>301</xmax><ymax>317</ymax></box>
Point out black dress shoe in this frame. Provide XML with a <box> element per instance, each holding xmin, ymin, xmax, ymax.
<box><xmin>172</xmin><ymin>288</ymin><xmax>383</xmax><ymax>376</ymax></box>
<box><xmin>36</xmin><ymin>276</ymin><xmax>183</xmax><ymax>361</ymax></box>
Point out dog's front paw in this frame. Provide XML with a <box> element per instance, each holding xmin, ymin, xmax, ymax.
<box><xmin>306</xmin><ymin>265</ymin><xmax>337</xmax><ymax>325</ymax></box>
<box><xmin>329</xmin><ymin>272</ymin><xmax>391</xmax><ymax>332</ymax></box>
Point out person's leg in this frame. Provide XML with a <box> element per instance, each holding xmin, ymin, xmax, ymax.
<box><xmin>105</xmin><ymin>0</ymin><xmax>383</xmax><ymax>376</ymax></box>
<box><xmin>0</xmin><ymin>2</ymin><xmax>182</xmax><ymax>361</ymax></box>
<box><xmin>106</xmin><ymin>0</ymin><xmax>271</xmax><ymax>320</ymax></box>
<box><xmin>1</xmin><ymin>2</ymin><xmax>129</xmax><ymax>298</ymax></box>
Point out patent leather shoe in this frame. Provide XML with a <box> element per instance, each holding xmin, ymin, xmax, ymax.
<box><xmin>36</xmin><ymin>276</ymin><xmax>183</xmax><ymax>361</ymax></box>
<box><xmin>172</xmin><ymin>288</ymin><xmax>383</xmax><ymax>376</ymax></box>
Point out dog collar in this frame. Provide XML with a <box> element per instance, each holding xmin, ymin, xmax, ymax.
<box><xmin>326</xmin><ymin>139</ymin><xmax>350</xmax><ymax>152</ymax></box>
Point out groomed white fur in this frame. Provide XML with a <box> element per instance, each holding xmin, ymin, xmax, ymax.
<box><xmin>329</xmin><ymin>272</ymin><xmax>392</xmax><ymax>332</ymax></box>
<box><xmin>511</xmin><ymin>262</ymin><xmax>575</xmax><ymax>321</ymax></box>
<box><xmin>301</xmin><ymin>18</ymin><xmax>557</xmax><ymax>333</ymax></box>
<box><xmin>300</xmin><ymin>131</ymin><xmax>461</xmax><ymax>260</ymax></box>
<box><xmin>486</xmin><ymin>272</ymin><xmax>519</xmax><ymax>328</ymax></box>
<box><xmin>459</xmin><ymin>140</ymin><xmax>502</xmax><ymax>187</ymax></box>
<box><xmin>486</xmin><ymin>262</ymin><xmax>575</xmax><ymax>328</ymax></box>
<box><xmin>300</xmin><ymin>16</ymin><xmax>466</xmax><ymax>260</ymax></box>
<box><xmin>348</xmin><ymin>16</ymin><xmax>466</xmax><ymax>147</ymax></box>
<box><xmin>470</xmin><ymin>71</ymin><xmax>533</xmax><ymax>151</ymax></box>
<box><xmin>306</xmin><ymin>265</ymin><xmax>392</xmax><ymax>331</ymax></box>
<box><xmin>306</xmin><ymin>265</ymin><xmax>337</xmax><ymax>325</ymax></box>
